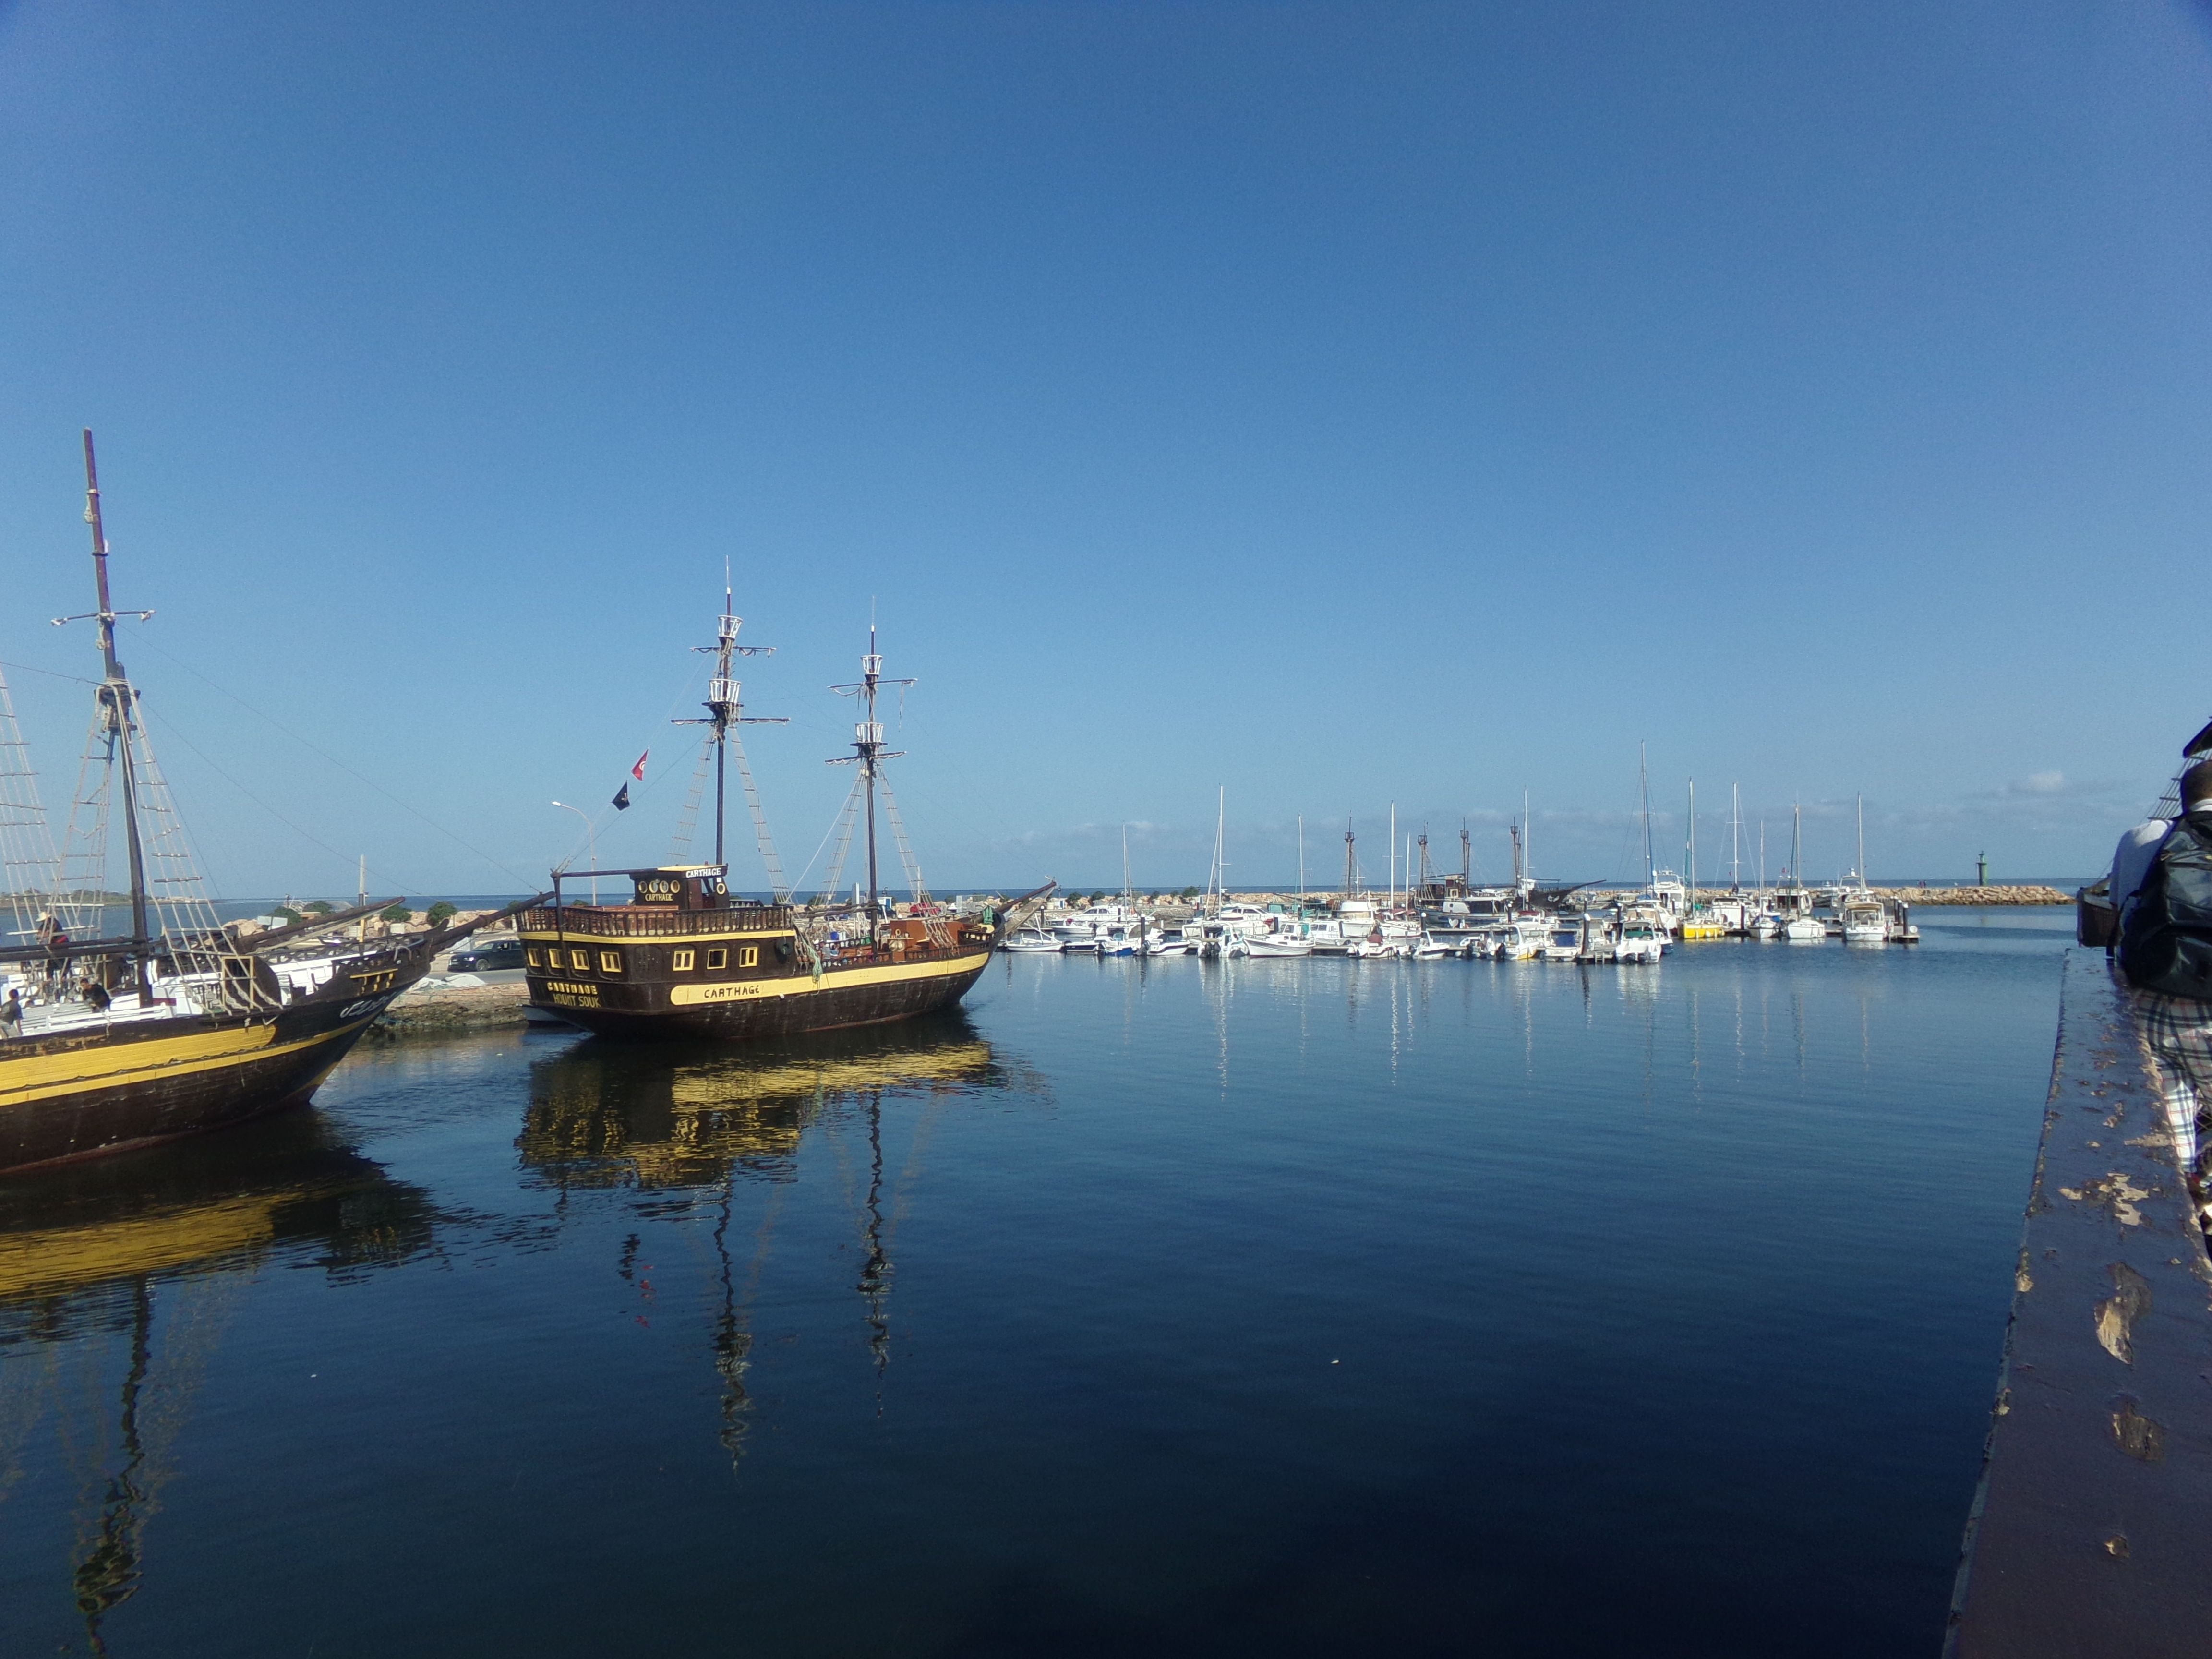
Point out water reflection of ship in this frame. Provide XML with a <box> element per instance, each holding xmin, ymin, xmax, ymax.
<box><xmin>516</xmin><ymin>1010</ymin><xmax>1007</xmax><ymax>1191</ymax></box>
<box><xmin>0</xmin><ymin>1115</ymin><xmax>438</xmax><ymax>1651</ymax></box>
<box><xmin>518</xmin><ymin>1012</ymin><xmax>1026</xmax><ymax>1465</ymax></box>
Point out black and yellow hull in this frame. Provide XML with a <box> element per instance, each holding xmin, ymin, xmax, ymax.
<box><xmin>529</xmin><ymin>947</ymin><xmax>992</xmax><ymax>1041</ymax></box>
<box><xmin>0</xmin><ymin>989</ymin><xmax>407</xmax><ymax>1175</ymax></box>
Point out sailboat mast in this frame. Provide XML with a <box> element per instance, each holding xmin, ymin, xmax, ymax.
<box><xmin>1297</xmin><ymin>814</ymin><xmax>1305</xmax><ymax>898</ymax></box>
<box><xmin>1686</xmin><ymin>778</ymin><xmax>1696</xmax><ymax>908</ymax></box>
<box><xmin>1212</xmin><ymin>787</ymin><xmax>1225</xmax><ymax>911</ymax></box>
<box><xmin>1638</xmin><ymin>742</ymin><xmax>1653</xmax><ymax>886</ymax></box>
<box><xmin>1857</xmin><ymin>793</ymin><xmax>1867</xmax><ymax>891</ymax></box>
<box><xmin>1730</xmin><ymin>784</ymin><xmax>1741</xmax><ymax>890</ymax></box>
<box><xmin>80</xmin><ymin>432</ymin><xmax>153</xmax><ymax>1000</ymax></box>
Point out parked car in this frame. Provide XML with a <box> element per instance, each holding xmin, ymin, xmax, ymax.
<box><xmin>449</xmin><ymin>938</ymin><xmax>525</xmax><ymax>973</ymax></box>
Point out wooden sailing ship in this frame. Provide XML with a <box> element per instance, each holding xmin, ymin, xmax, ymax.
<box><xmin>0</xmin><ymin>433</ymin><xmax>526</xmax><ymax>1173</ymax></box>
<box><xmin>521</xmin><ymin>596</ymin><xmax>1018</xmax><ymax>1040</ymax></box>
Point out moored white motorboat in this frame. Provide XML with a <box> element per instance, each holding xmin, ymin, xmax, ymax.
<box><xmin>1782</xmin><ymin>916</ymin><xmax>1825</xmax><ymax>942</ymax></box>
<box><xmin>1001</xmin><ymin>929</ymin><xmax>1062</xmax><ymax>953</ymax></box>
<box><xmin>1839</xmin><ymin>893</ymin><xmax>1886</xmax><ymax>944</ymax></box>
<box><xmin>1244</xmin><ymin>933</ymin><xmax>1313</xmax><ymax>957</ymax></box>
<box><xmin>1614</xmin><ymin>924</ymin><xmax>1664</xmax><ymax>964</ymax></box>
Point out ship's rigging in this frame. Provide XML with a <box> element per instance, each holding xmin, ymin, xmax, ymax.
<box><xmin>671</xmin><ymin>583</ymin><xmax>789</xmax><ymax>901</ymax></box>
<box><xmin>818</xmin><ymin>627</ymin><xmax>922</xmax><ymax>909</ymax></box>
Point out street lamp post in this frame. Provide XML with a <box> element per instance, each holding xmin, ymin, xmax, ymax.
<box><xmin>552</xmin><ymin>801</ymin><xmax>597</xmax><ymax>904</ymax></box>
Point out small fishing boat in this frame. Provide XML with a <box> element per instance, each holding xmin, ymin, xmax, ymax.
<box><xmin>1000</xmin><ymin>929</ymin><xmax>1062</xmax><ymax>953</ymax></box>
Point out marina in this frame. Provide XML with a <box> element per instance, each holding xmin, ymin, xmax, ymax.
<box><xmin>0</xmin><ymin>0</ymin><xmax>2199</xmax><ymax>1650</ymax></box>
<box><xmin>0</xmin><ymin>909</ymin><xmax>2075</xmax><ymax>1656</ymax></box>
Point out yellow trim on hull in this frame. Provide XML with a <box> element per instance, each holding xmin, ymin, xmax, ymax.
<box><xmin>0</xmin><ymin>1016</ymin><xmax>373</xmax><ymax>1111</ymax></box>
<box><xmin>661</xmin><ymin>950</ymin><xmax>989</xmax><ymax>1007</ymax></box>
<box><xmin>520</xmin><ymin>928</ymin><xmax>794</xmax><ymax>945</ymax></box>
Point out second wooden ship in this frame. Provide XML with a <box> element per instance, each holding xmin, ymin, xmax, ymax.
<box><xmin>522</xmin><ymin>595</ymin><xmax>1031</xmax><ymax>1040</ymax></box>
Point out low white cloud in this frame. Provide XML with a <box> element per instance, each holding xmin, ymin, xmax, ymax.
<box><xmin>2011</xmin><ymin>770</ymin><xmax>2068</xmax><ymax>796</ymax></box>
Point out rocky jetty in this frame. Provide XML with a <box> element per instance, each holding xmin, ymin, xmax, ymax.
<box><xmin>370</xmin><ymin>978</ymin><xmax>532</xmax><ymax>1040</ymax></box>
<box><xmin>1870</xmin><ymin>885</ymin><xmax>2069</xmax><ymax>906</ymax></box>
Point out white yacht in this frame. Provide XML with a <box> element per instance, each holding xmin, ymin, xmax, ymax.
<box><xmin>1001</xmin><ymin>928</ymin><xmax>1062</xmax><ymax>953</ymax></box>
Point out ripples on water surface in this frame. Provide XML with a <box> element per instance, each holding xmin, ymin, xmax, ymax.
<box><xmin>0</xmin><ymin>911</ymin><xmax>2073</xmax><ymax>1657</ymax></box>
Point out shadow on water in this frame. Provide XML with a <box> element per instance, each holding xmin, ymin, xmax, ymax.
<box><xmin>0</xmin><ymin>1111</ymin><xmax>438</xmax><ymax>1655</ymax></box>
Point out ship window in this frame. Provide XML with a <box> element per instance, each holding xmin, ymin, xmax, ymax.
<box><xmin>569</xmin><ymin>949</ymin><xmax>589</xmax><ymax>971</ymax></box>
<box><xmin>672</xmin><ymin>949</ymin><xmax>694</xmax><ymax>971</ymax></box>
<box><xmin>598</xmin><ymin>950</ymin><xmax>622</xmax><ymax>974</ymax></box>
<box><xmin>706</xmin><ymin>948</ymin><xmax>727</xmax><ymax>970</ymax></box>
<box><xmin>740</xmin><ymin>946</ymin><xmax>758</xmax><ymax>968</ymax></box>
<box><xmin>525</xmin><ymin>950</ymin><xmax>541</xmax><ymax>968</ymax></box>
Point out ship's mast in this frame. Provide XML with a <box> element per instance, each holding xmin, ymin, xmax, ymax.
<box><xmin>675</xmin><ymin>581</ymin><xmax>783</xmax><ymax>874</ymax></box>
<box><xmin>829</xmin><ymin>627</ymin><xmax>912</xmax><ymax>908</ymax></box>
<box><xmin>64</xmin><ymin>432</ymin><xmax>156</xmax><ymax>1002</ymax></box>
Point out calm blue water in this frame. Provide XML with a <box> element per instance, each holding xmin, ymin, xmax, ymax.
<box><xmin>0</xmin><ymin>910</ymin><xmax>2071</xmax><ymax>1657</ymax></box>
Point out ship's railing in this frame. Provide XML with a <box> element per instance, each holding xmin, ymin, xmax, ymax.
<box><xmin>518</xmin><ymin>904</ymin><xmax>794</xmax><ymax>938</ymax></box>
<box><xmin>1947</xmin><ymin>950</ymin><xmax>2212</xmax><ymax>1656</ymax></box>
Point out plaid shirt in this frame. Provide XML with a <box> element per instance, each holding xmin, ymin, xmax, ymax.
<box><xmin>2133</xmin><ymin>988</ymin><xmax>2212</xmax><ymax>1180</ymax></box>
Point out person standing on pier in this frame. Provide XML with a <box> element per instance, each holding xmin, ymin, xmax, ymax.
<box><xmin>2113</xmin><ymin>754</ymin><xmax>2212</xmax><ymax>1218</ymax></box>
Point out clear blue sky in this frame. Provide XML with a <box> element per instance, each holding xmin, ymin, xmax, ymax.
<box><xmin>2</xmin><ymin>0</ymin><xmax>2207</xmax><ymax>898</ymax></box>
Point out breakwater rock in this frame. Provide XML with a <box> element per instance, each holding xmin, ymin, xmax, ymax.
<box><xmin>371</xmin><ymin>978</ymin><xmax>530</xmax><ymax>1040</ymax></box>
<box><xmin>1871</xmin><ymin>885</ymin><xmax>2069</xmax><ymax>906</ymax></box>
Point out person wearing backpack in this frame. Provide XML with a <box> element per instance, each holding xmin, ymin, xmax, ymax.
<box><xmin>2114</xmin><ymin>756</ymin><xmax>2212</xmax><ymax>1214</ymax></box>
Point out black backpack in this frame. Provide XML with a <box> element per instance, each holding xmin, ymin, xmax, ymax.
<box><xmin>2119</xmin><ymin>817</ymin><xmax>2212</xmax><ymax>997</ymax></box>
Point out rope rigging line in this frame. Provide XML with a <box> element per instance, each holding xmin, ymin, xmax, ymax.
<box><xmin>140</xmin><ymin>703</ymin><xmax>426</xmax><ymax>898</ymax></box>
<box><xmin>130</xmin><ymin>636</ymin><xmax>537</xmax><ymax>887</ymax></box>
<box><xmin>728</xmin><ymin>729</ymin><xmax>789</xmax><ymax>901</ymax></box>
<box><xmin>668</xmin><ymin>733</ymin><xmax>714</xmax><ymax>863</ymax></box>
<box><xmin>811</xmin><ymin>775</ymin><xmax>866</xmax><ymax>905</ymax></box>
<box><xmin>875</xmin><ymin>770</ymin><xmax>925</xmax><ymax>903</ymax></box>
<box><xmin>0</xmin><ymin>666</ymin><xmax>64</xmax><ymax>940</ymax></box>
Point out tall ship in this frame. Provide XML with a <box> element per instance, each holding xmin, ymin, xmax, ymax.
<box><xmin>0</xmin><ymin>433</ymin><xmax>521</xmax><ymax>1173</ymax></box>
<box><xmin>520</xmin><ymin>594</ymin><xmax>1020</xmax><ymax>1040</ymax></box>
